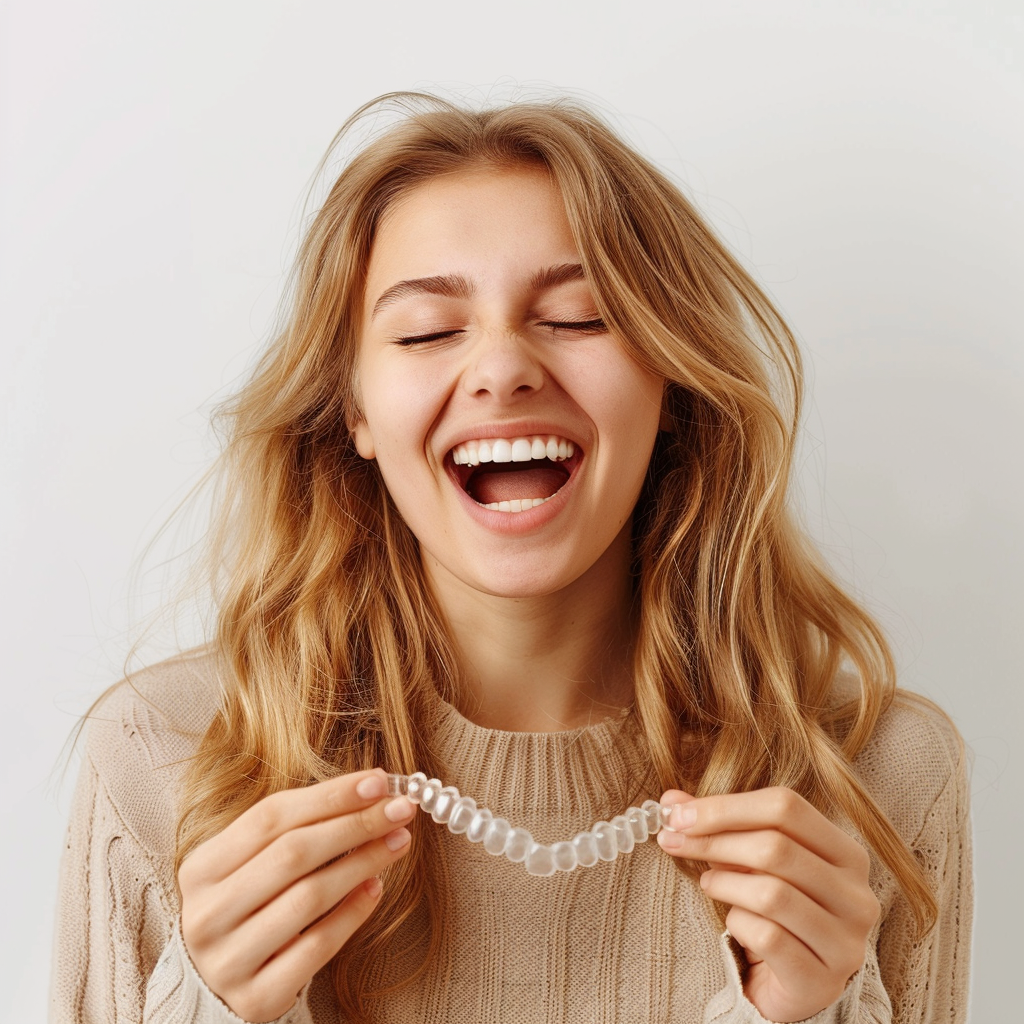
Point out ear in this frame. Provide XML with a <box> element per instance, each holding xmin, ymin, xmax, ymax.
<box><xmin>346</xmin><ymin>410</ymin><xmax>377</xmax><ymax>460</ymax></box>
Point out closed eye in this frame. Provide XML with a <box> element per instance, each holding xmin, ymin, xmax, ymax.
<box><xmin>540</xmin><ymin>318</ymin><xmax>607</xmax><ymax>334</ymax></box>
<box><xmin>395</xmin><ymin>319</ymin><xmax>606</xmax><ymax>345</ymax></box>
<box><xmin>395</xmin><ymin>329</ymin><xmax>465</xmax><ymax>346</ymax></box>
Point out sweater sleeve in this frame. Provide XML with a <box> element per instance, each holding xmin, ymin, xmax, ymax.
<box><xmin>144</xmin><ymin>917</ymin><xmax>313</xmax><ymax>1024</ymax></box>
<box><xmin>50</xmin><ymin>747</ymin><xmax>177</xmax><ymax>1022</ymax></box>
<box><xmin>703</xmin><ymin>704</ymin><xmax>973</xmax><ymax>1024</ymax></box>
<box><xmin>703</xmin><ymin>932</ymin><xmax>891</xmax><ymax>1024</ymax></box>
<box><xmin>50</xmin><ymin>742</ymin><xmax>314</xmax><ymax>1024</ymax></box>
<box><xmin>875</xmin><ymin>732</ymin><xmax>973</xmax><ymax>1022</ymax></box>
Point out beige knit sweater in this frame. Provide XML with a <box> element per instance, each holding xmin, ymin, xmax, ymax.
<box><xmin>51</xmin><ymin>650</ymin><xmax>972</xmax><ymax>1023</ymax></box>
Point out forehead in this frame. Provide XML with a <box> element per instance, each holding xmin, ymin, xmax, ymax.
<box><xmin>363</xmin><ymin>165</ymin><xmax>581</xmax><ymax>302</ymax></box>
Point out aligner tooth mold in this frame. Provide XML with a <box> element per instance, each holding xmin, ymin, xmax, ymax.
<box><xmin>387</xmin><ymin>773</ymin><xmax>674</xmax><ymax>876</ymax></box>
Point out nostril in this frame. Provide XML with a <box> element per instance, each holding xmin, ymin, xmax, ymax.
<box><xmin>463</xmin><ymin>342</ymin><xmax>546</xmax><ymax>398</ymax></box>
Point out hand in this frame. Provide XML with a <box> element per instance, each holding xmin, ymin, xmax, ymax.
<box><xmin>178</xmin><ymin>769</ymin><xmax>415</xmax><ymax>1023</ymax></box>
<box><xmin>657</xmin><ymin>786</ymin><xmax>880</xmax><ymax>1023</ymax></box>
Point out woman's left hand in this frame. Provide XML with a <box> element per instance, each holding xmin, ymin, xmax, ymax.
<box><xmin>657</xmin><ymin>786</ymin><xmax>881</xmax><ymax>1024</ymax></box>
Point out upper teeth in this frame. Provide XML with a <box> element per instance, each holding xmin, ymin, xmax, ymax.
<box><xmin>452</xmin><ymin>435</ymin><xmax>576</xmax><ymax>467</ymax></box>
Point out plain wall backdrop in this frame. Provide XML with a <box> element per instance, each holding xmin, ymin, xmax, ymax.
<box><xmin>2</xmin><ymin>1</ymin><xmax>1020</xmax><ymax>1019</ymax></box>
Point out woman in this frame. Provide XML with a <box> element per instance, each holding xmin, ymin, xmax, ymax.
<box><xmin>52</xmin><ymin>93</ymin><xmax>971</xmax><ymax>1023</ymax></box>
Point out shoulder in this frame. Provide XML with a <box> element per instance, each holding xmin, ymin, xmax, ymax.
<box><xmin>87</xmin><ymin>645</ymin><xmax>225</xmax><ymax>751</ymax></box>
<box><xmin>82</xmin><ymin>647</ymin><xmax>225</xmax><ymax>862</ymax></box>
<box><xmin>852</xmin><ymin>690</ymin><xmax>968</xmax><ymax>848</ymax></box>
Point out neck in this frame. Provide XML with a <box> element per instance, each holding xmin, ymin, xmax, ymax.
<box><xmin>422</xmin><ymin>526</ymin><xmax>637</xmax><ymax>732</ymax></box>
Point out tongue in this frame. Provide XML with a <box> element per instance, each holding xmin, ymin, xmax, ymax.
<box><xmin>468</xmin><ymin>465</ymin><xmax>568</xmax><ymax>504</ymax></box>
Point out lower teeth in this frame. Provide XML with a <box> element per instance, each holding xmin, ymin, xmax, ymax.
<box><xmin>480</xmin><ymin>496</ymin><xmax>553</xmax><ymax>513</ymax></box>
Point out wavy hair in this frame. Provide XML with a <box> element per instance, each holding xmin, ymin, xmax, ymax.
<box><xmin>175</xmin><ymin>92</ymin><xmax>937</xmax><ymax>1019</ymax></box>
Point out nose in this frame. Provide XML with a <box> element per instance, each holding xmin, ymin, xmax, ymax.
<box><xmin>462</xmin><ymin>330</ymin><xmax>544</xmax><ymax>401</ymax></box>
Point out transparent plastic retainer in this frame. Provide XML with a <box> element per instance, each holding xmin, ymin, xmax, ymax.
<box><xmin>387</xmin><ymin>772</ymin><xmax>677</xmax><ymax>877</ymax></box>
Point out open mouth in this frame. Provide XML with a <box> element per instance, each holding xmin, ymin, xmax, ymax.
<box><xmin>448</xmin><ymin>435</ymin><xmax>580</xmax><ymax>513</ymax></box>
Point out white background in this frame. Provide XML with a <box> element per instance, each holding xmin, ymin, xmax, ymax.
<box><xmin>1</xmin><ymin>1</ymin><xmax>1020</xmax><ymax>1019</ymax></box>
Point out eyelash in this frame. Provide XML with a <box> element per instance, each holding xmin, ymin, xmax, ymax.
<box><xmin>544</xmin><ymin>318</ymin><xmax>606</xmax><ymax>335</ymax></box>
<box><xmin>395</xmin><ymin>319</ymin><xmax>607</xmax><ymax>346</ymax></box>
<box><xmin>395</xmin><ymin>330</ymin><xmax>462</xmax><ymax>346</ymax></box>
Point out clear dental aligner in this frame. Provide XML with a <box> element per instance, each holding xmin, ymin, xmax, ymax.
<box><xmin>387</xmin><ymin>772</ymin><xmax>676</xmax><ymax>877</ymax></box>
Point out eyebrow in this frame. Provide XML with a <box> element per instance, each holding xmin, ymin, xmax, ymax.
<box><xmin>369</xmin><ymin>262</ymin><xmax>587</xmax><ymax>320</ymax></box>
<box><xmin>371</xmin><ymin>274</ymin><xmax>471</xmax><ymax>320</ymax></box>
<box><xmin>529</xmin><ymin>261</ymin><xmax>586</xmax><ymax>291</ymax></box>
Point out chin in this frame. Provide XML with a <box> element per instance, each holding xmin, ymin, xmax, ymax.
<box><xmin>428</xmin><ymin>552</ymin><xmax>583</xmax><ymax>602</ymax></box>
<box><xmin>470</xmin><ymin>568</ymin><xmax>574</xmax><ymax>601</ymax></box>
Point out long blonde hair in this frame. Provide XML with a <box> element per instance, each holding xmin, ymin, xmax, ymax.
<box><xmin>177</xmin><ymin>92</ymin><xmax>937</xmax><ymax>1019</ymax></box>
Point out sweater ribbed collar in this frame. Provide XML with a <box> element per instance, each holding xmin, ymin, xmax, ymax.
<box><xmin>421</xmin><ymin>688</ymin><xmax>655</xmax><ymax>844</ymax></box>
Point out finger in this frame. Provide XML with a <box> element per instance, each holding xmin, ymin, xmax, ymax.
<box><xmin>659</xmin><ymin>787</ymin><xmax>866</xmax><ymax>869</ymax></box>
<box><xmin>182</xmin><ymin>769</ymin><xmax>392</xmax><ymax>886</ymax></box>
<box><xmin>225</xmin><ymin>825</ymin><xmax>413</xmax><ymax>978</ymax></box>
<box><xmin>701</xmin><ymin>868</ymin><xmax>844</xmax><ymax>967</ymax></box>
<box><xmin>724</xmin><ymin>904</ymin><xmax>827</xmax><ymax>991</ymax></box>
<box><xmin>661</xmin><ymin>788</ymin><xmax>696</xmax><ymax>807</ymax></box>
<box><xmin>724</xmin><ymin>905</ymin><xmax>855</xmax><ymax>1017</ymax></box>
<box><xmin>218</xmin><ymin>794</ymin><xmax>416</xmax><ymax>927</ymax></box>
<box><xmin>659</xmin><ymin>828</ymin><xmax>857</xmax><ymax>915</ymax></box>
<box><xmin>194</xmin><ymin>793</ymin><xmax>415</xmax><ymax>937</ymax></box>
<box><xmin>248</xmin><ymin>876</ymin><xmax>387</xmax><ymax>1021</ymax></box>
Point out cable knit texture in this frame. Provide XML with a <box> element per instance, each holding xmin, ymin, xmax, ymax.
<box><xmin>50</xmin><ymin>650</ymin><xmax>972</xmax><ymax>1023</ymax></box>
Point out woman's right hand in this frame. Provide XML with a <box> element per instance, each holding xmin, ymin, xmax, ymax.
<box><xmin>178</xmin><ymin>768</ymin><xmax>415</xmax><ymax>1023</ymax></box>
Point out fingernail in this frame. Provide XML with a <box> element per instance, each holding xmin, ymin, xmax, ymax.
<box><xmin>384</xmin><ymin>827</ymin><xmax>411</xmax><ymax>851</ymax></box>
<box><xmin>356</xmin><ymin>775</ymin><xmax>386</xmax><ymax>799</ymax></box>
<box><xmin>670</xmin><ymin>805</ymin><xmax>697</xmax><ymax>831</ymax></box>
<box><xmin>657</xmin><ymin>828</ymin><xmax>682</xmax><ymax>851</ymax></box>
<box><xmin>384</xmin><ymin>796</ymin><xmax>414</xmax><ymax>822</ymax></box>
<box><xmin>365</xmin><ymin>876</ymin><xmax>382</xmax><ymax>897</ymax></box>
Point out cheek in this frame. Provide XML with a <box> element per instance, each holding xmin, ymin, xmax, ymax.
<box><xmin>356</xmin><ymin>360</ymin><xmax>452</xmax><ymax>464</ymax></box>
<box><xmin>600</xmin><ymin>366</ymin><xmax>664</xmax><ymax>497</ymax></box>
<box><xmin>567</xmin><ymin>339</ymin><xmax>663</xmax><ymax>415</ymax></box>
<box><xmin>371</xmin><ymin>350</ymin><xmax>453</xmax><ymax>410</ymax></box>
<box><xmin>598</xmin><ymin>362</ymin><xmax>664</xmax><ymax>437</ymax></box>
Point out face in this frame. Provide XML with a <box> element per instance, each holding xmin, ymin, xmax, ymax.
<box><xmin>351</xmin><ymin>165</ymin><xmax>664</xmax><ymax>603</ymax></box>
